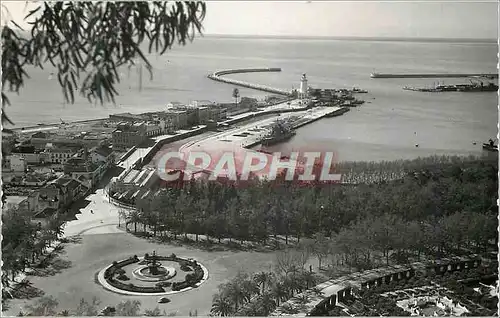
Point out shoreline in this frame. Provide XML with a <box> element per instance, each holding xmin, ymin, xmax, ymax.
<box><xmin>11</xmin><ymin>117</ymin><xmax>109</xmax><ymax>133</ymax></box>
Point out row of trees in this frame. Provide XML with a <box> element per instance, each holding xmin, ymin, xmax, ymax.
<box><xmin>17</xmin><ymin>296</ymin><xmax>194</xmax><ymax>316</ymax></box>
<box><xmin>118</xmin><ymin>155</ymin><xmax>497</xmax><ymax>255</ymax></box>
<box><xmin>330</xmin><ymin>210</ymin><xmax>496</xmax><ymax>269</ymax></box>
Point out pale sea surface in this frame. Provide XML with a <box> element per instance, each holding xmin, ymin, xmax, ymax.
<box><xmin>5</xmin><ymin>36</ymin><xmax>498</xmax><ymax>162</ymax></box>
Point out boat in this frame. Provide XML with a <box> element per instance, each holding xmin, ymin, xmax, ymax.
<box><xmin>341</xmin><ymin>99</ymin><xmax>365</xmax><ymax>107</ymax></box>
<box><xmin>457</xmin><ymin>82</ymin><xmax>498</xmax><ymax>92</ymax></box>
<box><xmin>482</xmin><ymin>143</ymin><xmax>498</xmax><ymax>152</ymax></box>
<box><xmin>404</xmin><ymin>80</ymin><xmax>498</xmax><ymax>93</ymax></box>
<box><xmin>351</xmin><ymin>87</ymin><xmax>368</xmax><ymax>93</ymax></box>
<box><xmin>261</xmin><ymin>120</ymin><xmax>296</xmax><ymax>146</ymax></box>
<box><xmin>325</xmin><ymin>107</ymin><xmax>350</xmax><ymax>117</ymax></box>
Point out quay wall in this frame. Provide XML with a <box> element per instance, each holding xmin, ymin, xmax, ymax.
<box><xmin>371</xmin><ymin>73</ymin><xmax>499</xmax><ymax>79</ymax></box>
<box><xmin>117</xmin><ymin>146</ymin><xmax>137</xmax><ymax>164</ymax></box>
<box><xmin>134</xmin><ymin>127</ymin><xmax>209</xmax><ymax>169</ymax></box>
<box><xmin>291</xmin><ymin>107</ymin><xmax>342</xmax><ymax>130</ymax></box>
<box><xmin>244</xmin><ymin>107</ymin><xmax>342</xmax><ymax>148</ymax></box>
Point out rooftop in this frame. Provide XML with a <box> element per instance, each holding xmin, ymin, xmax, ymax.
<box><xmin>33</xmin><ymin>207</ymin><xmax>58</xmax><ymax>219</ymax></box>
<box><xmin>92</xmin><ymin>146</ymin><xmax>113</xmax><ymax>158</ymax></box>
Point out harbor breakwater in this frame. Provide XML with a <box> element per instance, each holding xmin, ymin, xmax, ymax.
<box><xmin>370</xmin><ymin>73</ymin><xmax>499</xmax><ymax>79</ymax></box>
<box><xmin>208</xmin><ymin>68</ymin><xmax>292</xmax><ymax>96</ymax></box>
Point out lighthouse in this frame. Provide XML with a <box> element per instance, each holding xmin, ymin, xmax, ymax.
<box><xmin>299</xmin><ymin>73</ymin><xmax>308</xmax><ymax>99</ymax></box>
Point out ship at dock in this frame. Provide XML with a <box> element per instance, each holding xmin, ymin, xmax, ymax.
<box><xmin>261</xmin><ymin>119</ymin><xmax>296</xmax><ymax>146</ymax></box>
<box><xmin>325</xmin><ymin>107</ymin><xmax>350</xmax><ymax>117</ymax></box>
<box><xmin>403</xmin><ymin>79</ymin><xmax>498</xmax><ymax>93</ymax></box>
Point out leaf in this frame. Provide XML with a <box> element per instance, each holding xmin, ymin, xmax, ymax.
<box><xmin>25</xmin><ymin>6</ymin><xmax>41</xmax><ymax>20</ymax></box>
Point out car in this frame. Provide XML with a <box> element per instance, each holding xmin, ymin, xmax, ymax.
<box><xmin>158</xmin><ymin>297</ymin><xmax>171</xmax><ymax>304</ymax></box>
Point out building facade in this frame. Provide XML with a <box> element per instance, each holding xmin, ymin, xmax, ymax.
<box><xmin>44</xmin><ymin>146</ymin><xmax>77</xmax><ymax>164</ymax></box>
<box><xmin>112</xmin><ymin>122</ymin><xmax>147</xmax><ymax>150</ymax></box>
<box><xmin>8</xmin><ymin>155</ymin><xmax>26</xmax><ymax>172</ymax></box>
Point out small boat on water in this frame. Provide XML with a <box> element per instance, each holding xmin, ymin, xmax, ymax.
<box><xmin>351</xmin><ymin>87</ymin><xmax>368</xmax><ymax>93</ymax></box>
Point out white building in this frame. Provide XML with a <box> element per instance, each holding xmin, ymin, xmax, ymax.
<box><xmin>44</xmin><ymin>144</ymin><xmax>77</xmax><ymax>164</ymax></box>
<box><xmin>9</xmin><ymin>155</ymin><xmax>26</xmax><ymax>172</ymax></box>
<box><xmin>299</xmin><ymin>73</ymin><xmax>308</xmax><ymax>99</ymax></box>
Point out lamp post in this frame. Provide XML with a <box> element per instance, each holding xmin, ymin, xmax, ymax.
<box><xmin>319</xmin><ymin>205</ymin><xmax>324</xmax><ymax>230</ymax></box>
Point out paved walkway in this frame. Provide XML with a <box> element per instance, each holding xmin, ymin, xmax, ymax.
<box><xmin>63</xmin><ymin>188</ymin><xmax>122</xmax><ymax>237</ymax></box>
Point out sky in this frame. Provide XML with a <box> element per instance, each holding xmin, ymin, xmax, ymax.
<box><xmin>1</xmin><ymin>1</ymin><xmax>498</xmax><ymax>39</ymax></box>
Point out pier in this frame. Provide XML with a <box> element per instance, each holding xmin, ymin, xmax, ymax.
<box><xmin>371</xmin><ymin>73</ymin><xmax>499</xmax><ymax>79</ymax></box>
<box><xmin>208</xmin><ymin>68</ymin><xmax>292</xmax><ymax>96</ymax></box>
<box><xmin>180</xmin><ymin>106</ymin><xmax>342</xmax><ymax>152</ymax></box>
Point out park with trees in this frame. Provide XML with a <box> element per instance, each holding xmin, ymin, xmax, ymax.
<box><xmin>118</xmin><ymin>154</ymin><xmax>497</xmax><ymax>263</ymax></box>
<box><xmin>4</xmin><ymin>153</ymin><xmax>497</xmax><ymax>315</ymax></box>
<box><xmin>110</xmin><ymin>154</ymin><xmax>498</xmax><ymax>316</ymax></box>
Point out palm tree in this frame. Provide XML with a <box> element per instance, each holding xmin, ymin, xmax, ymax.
<box><xmin>47</xmin><ymin>214</ymin><xmax>65</xmax><ymax>241</ymax></box>
<box><xmin>128</xmin><ymin>210</ymin><xmax>141</xmax><ymax>233</ymax></box>
<box><xmin>300</xmin><ymin>270</ymin><xmax>317</xmax><ymax>290</ymax></box>
<box><xmin>144</xmin><ymin>307</ymin><xmax>163</xmax><ymax>316</ymax></box>
<box><xmin>258</xmin><ymin>292</ymin><xmax>277</xmax><ymax>316</ymax></box>
<box><xmin>227</xmin><ymin>282</ymin><xmax>246</xmax><ymax>312</ymax></box>
<box><xmin>232</xmin><ymin>88</ymin><xmax>240</xmax><ymax>106</ymax></box>
<box><xmin>116</xmin><ymin>300</ymin><xmax>141</xmax><ymax>316</ymax></box>
<box><xmin>254</xmin><ymin>271</ymin><xmax>272</xmax><ymax>294</ymax></box>
<box><xmin>241</xmin><ymin>278</ymin><xmax>260</xmax><ymax>303</ymax></box>
<box><xmin>25</xmin><ymin>295</ymin><xmax>59</xmax><ymax>316</ymax></box>
<box><xmin>283</xmin><ymin>275</ymin><xmax>303</xmax><ymax>298</ymax></box>
<box><xmin>211</xmin><ymin>294</ymin><xmax>234</xmax><ymax>316</ymax></box>
<box><xmin>271</xmin><ymin>282</ymin><xmax>288</xmax><ymax>307</ymax></box>
<box><xmin>75</xmin><ymin>297</ymin><xmax>101</xmax><ymax>316</ymax></box>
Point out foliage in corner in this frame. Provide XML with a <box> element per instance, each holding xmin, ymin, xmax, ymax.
<box><xmin>1</xmin><ymin>1</ymin><xmax>206</xmax><ymax>122</ymax></box>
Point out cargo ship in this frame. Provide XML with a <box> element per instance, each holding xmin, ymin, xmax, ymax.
<box><xmin>325</xmin><ymin>107</ymin><xmax>350</xmax><ymax>117</ymax></box>
<box><xmin>261</xmin><ymin>120</ymin><xmax>296</xmax><ymax>146</ymax></box>
<box><xmin>403</xmin><ymin>81</ymin><xmax>498</xmax><ymax>93</ymax></box>
<box><xmin>456</xmin><ymin>82</ymin><xmax>498</xmax><ymax>92</ymax></box>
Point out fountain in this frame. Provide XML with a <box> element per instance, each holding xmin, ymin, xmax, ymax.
<box><xmin>135</xmin><ymin>251</ymin><xmax>173</xmax><ymax>279</ymax></box>
<box><xmin>147</xmin><ymin>251</ymin><xmax>161</xmax><ymax>275</ymax></box>
<box><xmin>97</xmin><ymin>252</ymin><xmax>209</xmax><ymax>296</ymax></box>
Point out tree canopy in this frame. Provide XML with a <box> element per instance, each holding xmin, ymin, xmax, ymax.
<box><xmin>1</xmin><ymin>1</ymin><xmax>206</xmax><ymax>126</ymax></box>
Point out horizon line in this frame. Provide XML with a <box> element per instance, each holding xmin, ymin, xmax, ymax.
<box><xmin>202</xmin><ymin>33</ymin><xmax>497</xmax><ymax>43</ymax></box>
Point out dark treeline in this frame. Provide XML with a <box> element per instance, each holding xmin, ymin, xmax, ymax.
<box><xmin>2</xmin><ymin>209</ymin><xmax>65</xmax><ymax>288</ymax></box>
<box><xmin>117</xmin><ymin>155</ymin><xmax>497</xmax><ymax>264</ymax></box>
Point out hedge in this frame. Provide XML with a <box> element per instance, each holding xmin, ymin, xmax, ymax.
<box><xmin>108</xmin><ymin>278</ymin><xmax>164</xmax><ymax>293</ymax></box>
